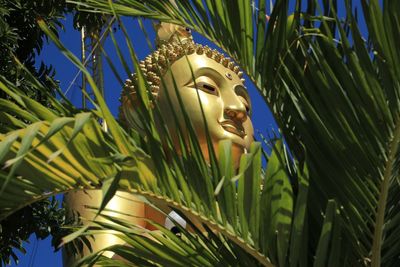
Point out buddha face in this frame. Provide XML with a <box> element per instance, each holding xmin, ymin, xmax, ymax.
<box><xmin>156</xmin><ymin>53</ymin><xmax>254</xmax><ymax>168</ymax></box>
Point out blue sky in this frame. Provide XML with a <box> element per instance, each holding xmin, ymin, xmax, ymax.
<box><xmin>10</xmin><ymin>13</ymin><xmax>276</xmax><ymax>267</ymax></box>
<box><xmin>9</xmin><ymin>0</ymin><xmax>375</xmax><ymax>265</ymax></box>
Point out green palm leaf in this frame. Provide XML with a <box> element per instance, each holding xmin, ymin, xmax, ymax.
<box><xmin>0</xmin><ymin>17</ymin><xmax>295</xmax><ymax>265</ymax></box>
<box><xmin>1</xmin><ymin>0</ymin><xmax>399</xmax><ymax>266</ymax></box>
<box><xmin>70</xmin><ymin>0</ymin><xmax>400</xmax><ymax>265</ymax></box>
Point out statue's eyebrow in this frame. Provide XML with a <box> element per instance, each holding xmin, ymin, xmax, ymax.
<box><xmin>194</xmin><ymin>67</ymin><xmax>224</xmax><ymax>81</ymax></box>
<box><xmin>183</xmin><ymin>67</ymin><xmax>224</xmax><ymax>86</ymax></box>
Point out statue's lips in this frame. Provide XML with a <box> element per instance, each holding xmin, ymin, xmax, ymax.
<box><xmin>220</xmin><ymin>120</ymin><xmax>246</xmax><ymax>138</ymax></box>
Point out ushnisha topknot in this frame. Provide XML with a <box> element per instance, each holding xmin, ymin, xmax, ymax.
<box><xmin>119</xmin><ymin>23</ymin><xmax>245</xmax><ymax>129</ymax></box>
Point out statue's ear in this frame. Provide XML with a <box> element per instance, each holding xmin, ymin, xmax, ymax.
<box><xmin>119</xmin><ymin>72</ymin><xmax>161</xmax><ymax>135</ymax></box>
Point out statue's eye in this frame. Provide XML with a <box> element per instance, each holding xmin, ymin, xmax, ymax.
<box><xmin>199</xmin><ymin>82</ymin><xmax>217</xmax><ymax>94</ymax></box>
<box><xmin>188</xmin><ymin>76</ymin><xmax>219</xmax><ymax>96</ymax></box>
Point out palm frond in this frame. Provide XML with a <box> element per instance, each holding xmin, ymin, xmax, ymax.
<box><xmin>0</xmin><ymin>67</ymin><xmax>298</xmax><ymax>265</ymax></box>
<box><xmin>0</xmin><ymin>14</ymin><xmax>306</xmax><ymax>265</ymax></box>
<box><xmin>69</xmin><ymin>0</ymin><xmax>400</xmax><ymax>265</ymax></box>
<box><xmin>1</xmin><ymin>0</ymin><xmax>399</xmax><ymax>266</ymax></box>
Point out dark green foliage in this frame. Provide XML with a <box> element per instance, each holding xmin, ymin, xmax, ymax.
<box><xmin>0</xmin><ymin>0</ymin><xmax>66</xmax><ymax>104</ymax></box>
<box><xmin>0</xmin><ymin>198</ymin><xmax>67</xmax><ymax>266</ymax></box>
<box><xmin>70</xmin><ymin>1</ymin><xmax>108</xmax><ymax>33</ymax></box>
<box><xmin>0</xmin><ymin>2</ymin><xmax>67</xmax><ymax>265</ymax></box>
<box><xmin>0</xmin><ymin>3</ymin><xmax>66</xmax><ymax>263</ymax></box>
<box><xmin>0</xmin><ymin>2</ymin><xmax>106</xmax><ymax>265</ymax></box>
<box><xmin>1</xmin><ymin>0</ymin><xmax>400</xmax><ymax>266</ymax></box>
<box><xmin>0</xmin><ymin>0</ymin><xmax>107</xmax><ymax>106</ymax></box>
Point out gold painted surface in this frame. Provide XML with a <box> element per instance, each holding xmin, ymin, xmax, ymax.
<box><xmin>64</xmin><ymin>22</ymin><xmax>254</xmax><ymax>266</ymax></box>
<box><xmin>156</xmin><ymin>53</ymin><xmax>254</xmax><ymax>168</ymax></box>
<box><xmin>63</xmin><ymin>190</ymin><xmax>148</xmax><ymax>266</ymax></box>
<box><xmin>155</xmin><ymin>22</ymin><xmax>192</xmax><ymax>47</ymax></box>
<box><xmin>120</xmin><ymin>32</ymin><xmax>254</xmax><ymax>168</ymax></box>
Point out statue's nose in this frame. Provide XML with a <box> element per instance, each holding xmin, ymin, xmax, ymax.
<box><xmin>223</xmin><ymin>91</ymin><xmax>248</xmax><ymax>123</ymax></box>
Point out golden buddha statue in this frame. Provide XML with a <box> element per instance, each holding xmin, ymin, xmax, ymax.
<box><xmin>121</xmin><ymin>22</ymin><xmax>254</xmax><ymax>168</ymax></box>
<box><xmin>63</xmin><ymin>22</ymin><xmax>254</xmax><ymax>266</ymax></box>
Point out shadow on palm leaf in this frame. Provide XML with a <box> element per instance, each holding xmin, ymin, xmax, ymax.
<box><xmin>62</xmin><ymin>21</ymin><xmax>264</xmax><ymax>265</ymax></box>
<box><xmin>0</xmin><ymin>6</ymin><xmax>312</xmax><ymax>267</ymax></box>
